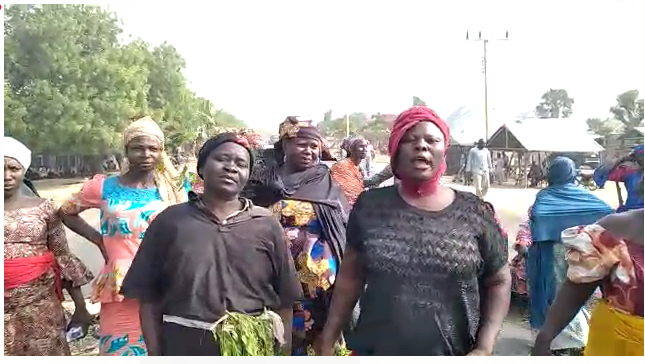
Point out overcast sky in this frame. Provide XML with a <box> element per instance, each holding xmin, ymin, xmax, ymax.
<box><xmin>105</xmin><ymin>0</ymin><xmax>645</xmax><ymax>129</ymax></box>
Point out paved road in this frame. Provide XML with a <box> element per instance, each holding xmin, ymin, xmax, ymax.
<box><xmin>60</xmin><ymin>163</ymin><xmax>557</xmax><ymax>355</ymax></box>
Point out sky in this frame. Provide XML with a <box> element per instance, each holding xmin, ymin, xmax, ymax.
<box><xmin>104</xmin><ymin>0</ymin><xmax>645</xmax><ymax>129</ymax></box>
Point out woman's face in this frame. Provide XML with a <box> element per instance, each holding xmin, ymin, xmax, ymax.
<box><xmin>350</xmin><ymin>139</ymin><xmax>368</xmax><ymax>159</ymax></box>
<box><xmin>284</xmin><ymin>137</ymin><xmax>320</xmax><ymax>170</ymax></box>
<box><xmin>4</xmin><ymin>157</ymin><xmax>25</xmax><ymax>197</ymax></box>
<box><xmin>395</xmin><ymin>121</ymin><xmax>446</xmax><ymax>182</ymax></box>
<box><xmin>126</xmin><ymin>135</ymin><xmax>163</xmax><ymax>172</ymax></box>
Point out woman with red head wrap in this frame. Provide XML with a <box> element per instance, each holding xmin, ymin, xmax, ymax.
<box><xmin>318</xmin><ymin>106</ymin><xmax>511</xmax><ymax>356</ymax></box>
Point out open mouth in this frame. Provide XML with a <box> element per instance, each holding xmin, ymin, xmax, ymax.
<box><xmin>411</xmin><ymin>156</ymin><xmax>432</xmax><ymax>169</ymax></box>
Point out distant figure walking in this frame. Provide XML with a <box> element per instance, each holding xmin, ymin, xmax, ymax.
<box><xmin>466</xmin><ymin>139</ymin><xmax>492</xmax><ymax>198</ymax></box>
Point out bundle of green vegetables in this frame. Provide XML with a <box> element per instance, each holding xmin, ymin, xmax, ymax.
<box><xmin>212</xmin><ymin>311</ymin><xmax>275</xmax><ymax>356</ymax></box>
<box><xmin>306</xmin><ymin>343</ymin><xmax>352</xmax><ymax>356</ymax></box>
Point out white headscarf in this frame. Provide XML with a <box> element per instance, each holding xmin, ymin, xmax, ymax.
<box><xmin>4</xmin><ymin>136</ymin><xmax>32</xmax><ymax>171</ymax></box>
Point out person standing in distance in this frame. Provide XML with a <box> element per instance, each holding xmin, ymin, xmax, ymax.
<box><xmin>466</xmin><ymin>138</ymin><xmax>493</xmax><ymax>198</ymax></box>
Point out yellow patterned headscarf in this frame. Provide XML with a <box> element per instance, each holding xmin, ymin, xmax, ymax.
<box><xmin>122</xmin><ymin>116</ymin><xmax>187</xmax><ymax>205</ymax></box>
<box><xmin>278</xmin><ymin>116</ymin><xmax>322</xmax><ymax>140</ymax></box>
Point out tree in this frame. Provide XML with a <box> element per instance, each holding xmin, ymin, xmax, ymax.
<box><xmin>610</xmin><ymin>90</ymin><xmax>644</xmax><ymax>131</ymax></box>
<box><xmin>535</xmin><ymin>89</ymin><xmax>574</xmax><ymax>118</ymax></box>
<box><xmin>323</xmin><ymin>109</ymin><xmax>332</xmax><ymax>122</ymax></box>
<box><xmin>4</xmin><ymin>4</ymin><xmax>246</xmax><ymax>160</ymax></box>
<box><xmin>4</xmin><ymin>5</ymin><xmax>149</xmax><ymax>154</ymax></box>
<box><xmin>585</xmin><ymin>118</ymin><xmax>619</xmax><ymax>138</ymax></box>
<box><xmin>318</xmin><ymin>113</ymin><xmax>369</xmax><ymax>139</ymax></box>
<box><xmin>412</xmin><ymin>96</ymin><xmax>427</xmax><ymax>106</ymax></box>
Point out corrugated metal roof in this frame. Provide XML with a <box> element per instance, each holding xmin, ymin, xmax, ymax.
<box><xmin>489</xmin><ymin>118</ymin><xmax>605</xmax><ymax>152</ymax></box>
<box><xmin>445</xmin><ymin>106</ymin><xmax>507</xmax><ymax>145</ymax></box>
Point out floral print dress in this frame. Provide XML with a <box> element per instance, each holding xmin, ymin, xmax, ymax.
<box><xmin>60</xmin><ymin>174</ymin><xmax>187</xmax><ymax>356</ymax></box>
<box><xmin>4</xmin><ymin>199</ymin><xmax>93</xmax><ymax>356</ymax></box>
<box><xmin>271</xmin><ymin>199</ymin><xmax>338</xmax><ymax>356</ymax></box>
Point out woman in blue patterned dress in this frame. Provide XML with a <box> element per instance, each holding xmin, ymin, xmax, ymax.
<box><xmin>245</xmin><ymin>116</ymin><xmax>349</xmax><ymax>355</ymax></box>
<box><xmin>59</xmin><ymin>117</ymin><xmax>189</xmax><ymax>356</ymax></box>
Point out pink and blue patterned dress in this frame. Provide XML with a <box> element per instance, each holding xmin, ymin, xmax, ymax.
<box><xmin>60</xmin><ymin>174</ymin><xmax>188</xmax><ymax>356</ymax></box>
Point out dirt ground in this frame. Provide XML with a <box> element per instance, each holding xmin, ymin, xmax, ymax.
<box><xmin>37</xmin><ymin>176</ymin><xmax>622</xmax><ymax>356</ymax></box>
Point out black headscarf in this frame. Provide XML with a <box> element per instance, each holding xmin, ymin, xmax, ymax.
<box><xmin>243</xmin><ymin>117</ymin><xmax>349</xmax><ymax>262</ymax></box>
<box><xmin>197</xmin><ymin>132</ymin><xmax>255</xmax><ymax>178</ymax></box>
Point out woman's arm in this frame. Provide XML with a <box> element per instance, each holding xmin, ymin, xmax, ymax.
<box><xmin>63</xmin><ymin>280</ymin><xmax>93</xmax><ymax>334</ymax></box>
<box><xmin>139</xmin><ymin>302</ymin><xmax>163</xmax><ymax>356</ymax></box>
<box><xmin>317</xmin><ymin>195</ymin><xmax>368</xmax><ymax>355</ymax></box>
<box><xmin>58</xmin><ymin>176</ymin><xmax>107</xmax><ymax>261</ymax></box>
<box><xmin>472</xmin><ymin>202</ymin><xmax>512</xmax><ymax>355</ymax></box>
<box><xmin>60</xmin><ymin>215</ymin><xmax>106</xmax><ymax>261</ymax></box>
<box><xmin>317</xmin><ymin>246</ymin><xmax>366</xmax><ymax>355</ymax></box>
<box><xmin>473</xmin><ymin>265</ymin><xmax>511</xmax><ymax>355</ymax></box>
<box><xmin>121</xmin><ymin>215</ymin><xmax>171</xmax><ymax>356</ymax></box>
<box><xmin>531</xmin><ymin>280</ymin><xmax>598</xmax><ymax>355</ymax></box>
<box><xmin>364</xmin><ymin>164</ymin><xmax>393</xmax><ymax>188</ymax></box>
<box><xmin>45</xmin><ymin>201</ymin><xmax>95</xmax><ymax>332</ymax></box>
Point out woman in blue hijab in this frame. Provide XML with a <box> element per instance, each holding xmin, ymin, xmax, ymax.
<box><xmin>527</xmin><ymin>157</ymin><xmax>614</xmax><ymax>355</ymax></box>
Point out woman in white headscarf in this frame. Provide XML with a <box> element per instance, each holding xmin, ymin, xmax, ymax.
<box><xmin>4</xmin><ymin>136</ymin><xmax>95</xmax><ymax>356</ymax></box>
<box><xmin>58</xmin><ymin>117</ymin><xmax>189</xmax><ymax>356</ymax></box>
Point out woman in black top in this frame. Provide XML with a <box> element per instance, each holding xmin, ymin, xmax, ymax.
<box><xmin>318</xmin><ymin>106</ymin><xmax>511</xmax><ymax>356</ymax></box>
<box><xmin>121</xmin><ymin>133</ymin><xmax>302</xmax><ymax>356</ymax></box>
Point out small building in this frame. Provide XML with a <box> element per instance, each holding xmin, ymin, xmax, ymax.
<box><xmin>487</xmin><ymin>118</ymin><xmax>605</xmax><ymax>186</ymax></box>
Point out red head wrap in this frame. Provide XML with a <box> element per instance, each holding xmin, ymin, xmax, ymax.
<box><xmin>388</xmin><ymin>106</ymin><xmax>450</xmax><ymax>197</ymax></box>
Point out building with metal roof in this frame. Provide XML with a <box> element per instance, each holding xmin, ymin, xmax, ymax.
<box><xmin>487</xmin><ymin>118</ymin><xmax>604</xmax><ymax>152</ymax></box>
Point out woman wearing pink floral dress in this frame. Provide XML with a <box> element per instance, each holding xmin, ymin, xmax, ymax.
<box><xmin>59</xmin><ymin>117</ymin><xmax>188</xmax><ymax>356</ymax></box>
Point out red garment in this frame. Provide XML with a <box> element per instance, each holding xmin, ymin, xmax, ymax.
<box><xmin>388</xmin><ymin>106</ymin><xmax>450</xmax><ymax>196</ymax></box>
<box><xmin>4</xmin><ymin>251</ymin><xmax>63</xmax><ymax>301</ymax></box>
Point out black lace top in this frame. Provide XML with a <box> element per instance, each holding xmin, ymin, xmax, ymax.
<box><xmin>346</xmin><ymin>186</ymin><xmax>507</xmax><ymax>356</ymax></box>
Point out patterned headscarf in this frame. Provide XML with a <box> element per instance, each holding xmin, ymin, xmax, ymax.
<box><xmin>121</xmin><ymin>117</ymin><xmax>187</xmax><ymax>205</ymax></box>
<box><xmin>274</xmin><ymin>116</ymin><xmax>324</xmax><ymax>164</ymax></box>
<box><xmin>278</xmin><ymin>116</ymin><xmax>322</xmax><ymax>141</ymax></box>
<box><xmin>341</xmin><ymin>136</ymin><xmax>365</xmax><ymax>158</ymax></box>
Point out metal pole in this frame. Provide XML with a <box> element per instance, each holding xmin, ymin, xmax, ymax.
<box><xmin>346</xmin><ymin>114</ymin><xmax>350</xmax><ymax>138</ymax></box>
<box><xmin>483</xmin><ymin>40</ymin><xmax>489</xmax><ymax>141</ymax></box>
<box><xmin>466</xmin><ymin>31</ymin><xmax>508</xmax><ymax>143</ymax></box>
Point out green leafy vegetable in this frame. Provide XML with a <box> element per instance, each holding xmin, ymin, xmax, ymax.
<box><xmin>212</xmin><ymin>311</ymin><xmax>275</xmax><ymax>356</ymax></box>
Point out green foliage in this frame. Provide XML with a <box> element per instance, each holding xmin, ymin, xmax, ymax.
<box><xmin>213</xmin><ymin>311</ymin><xmax>275</xmax><ymax>356</ymax></box>
<box><xmin>535</xmin><ymin>88</ymin><xmax>574</xmax><ymax>118</ymax></box>
<box><xmin>4</xmin><ymin>4</ymin><xmax>246</xmax><ymax>156</ymax></box>
<box><xmin>610</xmin><ymin>90</ymin><xmax>644</xmax><ymax>130</ymax></box>
<box><xmin>585</xmin><ymin>117</ymin><xmax>619</xmax><ymax>138</ymax></box>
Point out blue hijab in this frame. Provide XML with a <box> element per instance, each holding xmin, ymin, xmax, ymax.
<box><xmin>531</xmin><ymin>157</ymin><xmax>614</xmax><ymax>242</ymax></box>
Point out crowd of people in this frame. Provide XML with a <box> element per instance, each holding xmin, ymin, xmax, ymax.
<box><xmin>4</xmin><ymin>106</ymin><xmax>643</xmax><ymax>356</ymax></box>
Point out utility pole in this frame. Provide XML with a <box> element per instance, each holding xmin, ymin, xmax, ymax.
<box><xmin>466</xmin><ymin>30</ymin><xmax>509</xmax><ymax>141</ymax></box>
<box><xmin>346</xmin><ymin>113</ymin><xmax>350</xmax><ymax>138</ymax></box>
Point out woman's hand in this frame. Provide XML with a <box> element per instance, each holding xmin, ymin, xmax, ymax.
<box><xmin>514</xmin><ymin>244</ymin><xmax>528</xmax><ymax>257</ymax></box>
<box><xmin>96</xmin><ymin>238</ymin><xmax>108</xmax><ymax>263</ymax></box>
<box><xmin>67</xmin><ymin>308</ymin><xmax>93</xmax><ymax>339</ymax></box>
<box><xmin>466</xmin><ymin>347</ymin><xmax>491</xmax><ymax>356</ymax></box>
<box><xmin>530</xmin><ymin>341</ymin><xmax>553</xmax><ymax>356</ymax></box>
<box><xmin>314</xmin><ymin>339</ymin><xmax>335</xmax><ymax>356</ymax></box>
